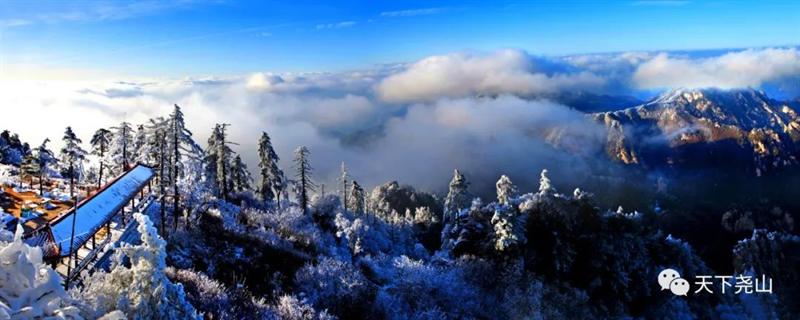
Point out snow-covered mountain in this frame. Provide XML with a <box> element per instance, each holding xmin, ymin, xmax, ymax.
<box><xmin>594</xmin><ymin>88</ymin><xmax>800</xmax><ymax>175</ymax></box>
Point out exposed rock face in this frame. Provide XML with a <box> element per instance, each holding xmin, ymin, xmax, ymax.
<box><xmin>594</xmin><ymin>88</ymin><xmax>800</xmax><ymax>174</ymax></box>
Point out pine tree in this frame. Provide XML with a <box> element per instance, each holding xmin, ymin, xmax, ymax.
<box><xmin>203</xmin><ymin>126</ymin><xmax>221</xmax><ymax>197</ymax></box>
<box><xmin>348</xmin><ymin>180</ymin><xmax>365</xmax><ymax>215</ymax></box>
<box><xmin>59</xmin><ymin>126</ymin><xmax>87</xmax><ymax>197</ymax></box>
<box><xmin>230</xmin><ymin>155</ymin><xmax>252</xmax><ymax>193</ymax></box>
<box><xmin>144</xmin><ymin>118</ymin><xmax>167</xmax><ymax>166</ymax></box>
<box><xmin>20</xmin><ymin>154</ymin><xmax>39</xmax><ymax>189</ymax></box>
<box><xmin>34</xmin><ymin>139</ymin><xmax>56</xmax><ymax>195</ymax></box>
<box><xmin>214</xmin><ymin>124</ymin><xmax>233</xmax><ymax>200</ymax></box>
<box><xmin>496</xmin><ymin>175</ymin><xmax>517</xmax><ymax>205</ymax></box>
<box><xmin>443</xmin><ymin>169</ymin><xmax>470</xmax><ymax>225</ymax></box>
<box><xmin>90</xmin><ymin>128</ymin><xmax>112</xmax><ymax>188</ymax></box>
<box><xmin>132</xmin><ymin>124</ymin><xmax>148</xmax><ymax>165</ymax></box>
<box><xmin>339</xmin><ymin>162</ymin><xmax>350</xmax><ymax>212</ymax></box>
<box><xmin>168</xmin><ymin>105</ymin><xmax>203</xmax><ymax>230</ymax></box>
<box><xmin>538</xmin><ymin>169</ymin><xmax>556</xmax><ymax>196</ymax></box>
<box><xmin>257</xmin><ymin>132</ymin><xmax>284</xmax><ymax>205</ymax></box>
<box><xmin>109</xmin><ymin>121</ymin><xmax>133</xmax><ymax>174</ymax></box>
<box><xmin>205</xmin><ymin>124</ymin><xmax>234</xmax><ymax>200</ymax></box>
<box><xmin>293</xmin><ymin>146</ymin><xmax>315</xmax><ymax>213</ymax></box>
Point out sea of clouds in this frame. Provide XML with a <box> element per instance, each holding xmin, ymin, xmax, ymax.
<box><xmin>2</xmin><ymin>47</ymin><xmax>799</xmax><ymax>195</ymax></box>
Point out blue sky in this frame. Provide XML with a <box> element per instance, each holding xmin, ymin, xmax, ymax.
<box><xmin>1</xmin><ymin>0</ymin><xmax>798</xmax><ymax>77</ymax></box>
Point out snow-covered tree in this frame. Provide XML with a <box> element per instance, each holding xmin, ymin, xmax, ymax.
<box><xmin>20</xmin><ymin>154</ymin><xmax>38</xmax><ymax>189</ymax></box>
<box><xmin>109</xmin><ymin>121</ymin><xmax>133</xmax><ymax>175</ymax></box>
<box><xmin>90</xmin><ymin>128</ymin><xmax>112</xmax><ymax>188</ymax></box>
<box><xmin>132</xmin><ymin>124</ymin><xmax>148</xmax><ymax>165</ymax></box>
<box><xmin>79</xmin><ymin>213</ymin><xmax>199</xmax><ymax>319</ymax></box>
<box><xmin>348</xmin><ymin>180</ymin><xmax>366</xmax><ymax>215</ymax></box>
<box><xmin>293</xmin><ymin>146</ymin><xmax>315</xmax><ymax>213</ymax></box>
<box><xmin>443</xmin><ymin>169</ymin><xmax>470</xmax><ymax>225</ymax></box>
<box><xmin>35</xmin><ymin>139</ymin><xmax>56</xmax><ymax>195</ymax></box>
<box><xmin>339</xmin><ymin>162</ymin><xmax>350</xmax><ymax>212</ymax></box>
<box><xmin>491</xmin><ymin>204</ymin><xmax>525</xmax><ymax>252</ymax></box>
<box><xmin>168</xmin><ymin>105</ymin><xmax>203</xmax><ymax>228</ymax></box>
<box><xmin>60</xmin><ymin>126</ymin><xmax>87</xmax><ymax>196</ymax></box>
<box><xmin>230</xmin><ymin>155</ymin><xmax>252</xmax><ymax>193</ymax></box>
<box><xmin>495</xmin><ymin>175</ymin><xmax>517</xmax><ymax>205</ymax></box>
<box><xmin>0</xmin><ymin>227</ymin><xmax>84</xmax><ymax>319</ymax></box>
<box><xmin>0</xmin><ymin>131</ymin><xmax>30</xmax><ymax>166</ymax></box>
<box><xmin>205</xmin><ymin>124</ymin><xmax>234</xmax><ymax>200</ymax></box>
<box><xmin>538</xmin><ymin>169</ymin><xmax>556</xmax><ymax>196</ymax></box>
<box><xmin>256</xmin><ymin>132</ymin><xmax>284</xmax><ymax>204</ymax></box>
<box><xmin>203</xmin><ymin>125</ymin><xmax>222</xmax><ymax>197</ymax></box>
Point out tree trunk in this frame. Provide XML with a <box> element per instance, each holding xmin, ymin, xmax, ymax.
<box><xmin>65</xmin><ymin>163</ymin><xmax>77</xmax><ymax>289</ymax></box>
<box><xmin>98</xmin><ymin>161</ymin><xmax>104</xmax><ymax>189</ymax></box>
<box><xmin>159</xmin><ymin>133</ymin><xmax>166</xmax><ymax>237</ymax></box>
<box><xmin>173</xmin><ymin>120</ymin><xmax>180</xmax><ymax>231</ymax></box>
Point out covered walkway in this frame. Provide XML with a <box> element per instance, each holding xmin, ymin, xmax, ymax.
<box><xmin>23</xmin><ymin>164</ymin><xmax>156</xmax><ymax>285</ymax></box>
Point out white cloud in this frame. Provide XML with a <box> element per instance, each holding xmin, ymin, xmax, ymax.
<box><xmin>5</xmin><ymin>47</ymin><xmax>800</xmax><ymax>194</ymax></box>
<box><xmin>0</xmin><ymin>66</ymin><xmax>603</xmax><ymax>195</ymax></box>
<box><xmin>380</xmin><ymin>8</ymin><xmax>446</xmax><ymax>17</ymax></box>
<box><xmin>376</xmin><ymin>49</ymin><xmax>607</xmax><ymax>103</ymax></box>
<box><xmin>633</xmin><ymin>48</ymin><xmax>800</xmax><ymax>89</ymax></box>
<box><xmin>315</xmin><ymin>21</ymin><xmax>356</xmax><ymax>30</ymax></box>
<box><xmin>0</xmin><ymin>1</ymin><xmax>203</xmax><ymax>28</ymax></box>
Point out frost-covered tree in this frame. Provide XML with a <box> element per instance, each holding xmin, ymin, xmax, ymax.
<box><xmin>90</xmin><ymin>128</ymin><xmax>112</xmax><ymax>187</ymax></box>
<box><xmin>34</xmin><ymin>139</ymin><xmax>56</xmax><ymax>195</ymax></box>
<box><xmin>230</xmin><ymin>155</ymin><xmax>252</xmax><ymax>193</ymax></box>
<box><xmin>109</xmin><ymin>121</ymin><xmax>133</xmax><ymax>174</ymax></box>
<box><xmin>79</xmin><ymin>213</ymin><xmax>199</xmax><ymax>319</ymax></box>
<box><xmin>0</xmin><ymin>227</ymin><xmax>84</xmax><ymax>319</ymax></box>
<box><xmin>491</xmin><ymin>204</ymin><xmax>525</xmax><ymax>252</ymax></box>
<box><xmin>205</xmin><ymin>124</ymin><xmax>235</xmax><ymax>200</ymax></box>
<box><xmin>495</xmin><ymin>175</ymin><xmax>517</xmax><ymax>205</ymax></box>
<box><xmin>257</xmin><ymin>132</ymin><xmax>284</xmax><ymax>204</ymax></box>
<box><xmin>293</xmin><ymin>146</ymin><xmax>315</xmax><ymax>213</ymax></box>
<box><xmin>132</xmin><ymin>124</ymin><xmax>148</xmax><ymax>165</ymax></box>
<box><xmin>339</xmin><ymin>162</ymin><xmax>350</xmax><ymax>212</ymax></box>
<box><xmin>168</xmin><ymin>105</ymin><xmax>203</xmax><ymax>227</ymax></box>
<box><xmin>0</xmin><ymin>130</ymin><xmax>30</xmax><ymax>166</ymax></box>
<box><xmin>20</xmin><ymin>154</ymin><xmax>38</xmax><ymax>189</ymax></box>
<box><xmin>203</xmin><ymin>125</ymin><xmax>222</xmax><ymax>197</ymax></box>
<box><xmin>60</xmin><ymin>126</ymin><xmax>87</xmax><ymax>197</ymax></box>
<box><xmin>443</xmin><ymin>169</ymin><xmax>470</xmax><ymax>225</ymax></box>
<box><xmin>538</xmin><ymin>169</ymin><xmax>556</xmax><ymax>196</ymax></box>
<box><xmin>348</xmin><ymin>180</ymin><xmax>366</xmax><ymax>215</ymax></box>
<box><xmin>143</xmin><ymin>118</ymin><xmax>168</xmax><ymax>167</ymax></box>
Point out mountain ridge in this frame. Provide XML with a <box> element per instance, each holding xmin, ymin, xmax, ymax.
<box><xmin>594</xmin><ymin>88</ymin><xmax>800</xmax><ymax>175</ymax></box>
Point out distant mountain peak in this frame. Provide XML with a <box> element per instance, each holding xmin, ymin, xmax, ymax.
<box><xmin>594</xmin><ymin>88</ymin><xmax>800</xmax><ymax>174</ymax></box>
<box><xmin>649</xmin><ymin>87</ymin><xmax>767</xmax><ymax>106</ymax></box>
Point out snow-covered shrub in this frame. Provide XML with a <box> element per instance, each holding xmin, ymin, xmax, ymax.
<box><xmin>368</xmin><ymin>255</ymin><xmax>485</xmax><ymax>319</ymax></box>
<box><xmin>271</xmin><ymin>295</ymin><xmax>334</xmax><ymax>320</ymax></box>
<box><xmin>334</xmin><ymin>211</ymin><xmax>420</xmax><ymax>258</ymax></box>
<box><xmin>165</xmin><ymin>267</ymin><xmax>231</xmax><ymax>318</ymax></box>
<box><xmin>0</xmin><ymin>227</ymin><xmax>84</xmax><ymax>319</ymax></box>
<box><xmin>732</xmin><ymin>229</ymin><xmax>800</xmax><ymax>317</ymax></box>
<box><xmin>368</xmin><ymin>181</ymin><xmax>440</xmax><ymax>225</ymax></box>
<box><xmin>310</xmin><ymin>194</ymin><xmax>341</xmax><ymax>232</ymax></box>
<box><xmin>294</xmin><ymin>257</ymin><xmax>372</xmax><ymax>317</ymax></box>
<box><xmin>79</xmin><ymin>213</ymin><xmax>199</xmax><ymax>319</ymax></box>
<box><xmin>249</xmin><ymin>205</ymin><xmax>333</xmax><ymax>254</ymax></box>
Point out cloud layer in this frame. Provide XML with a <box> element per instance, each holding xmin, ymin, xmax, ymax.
<box><xmin>3</xmin><ymin>47</ymin><xmax>800</xmax><ymax>195</ymax></box>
